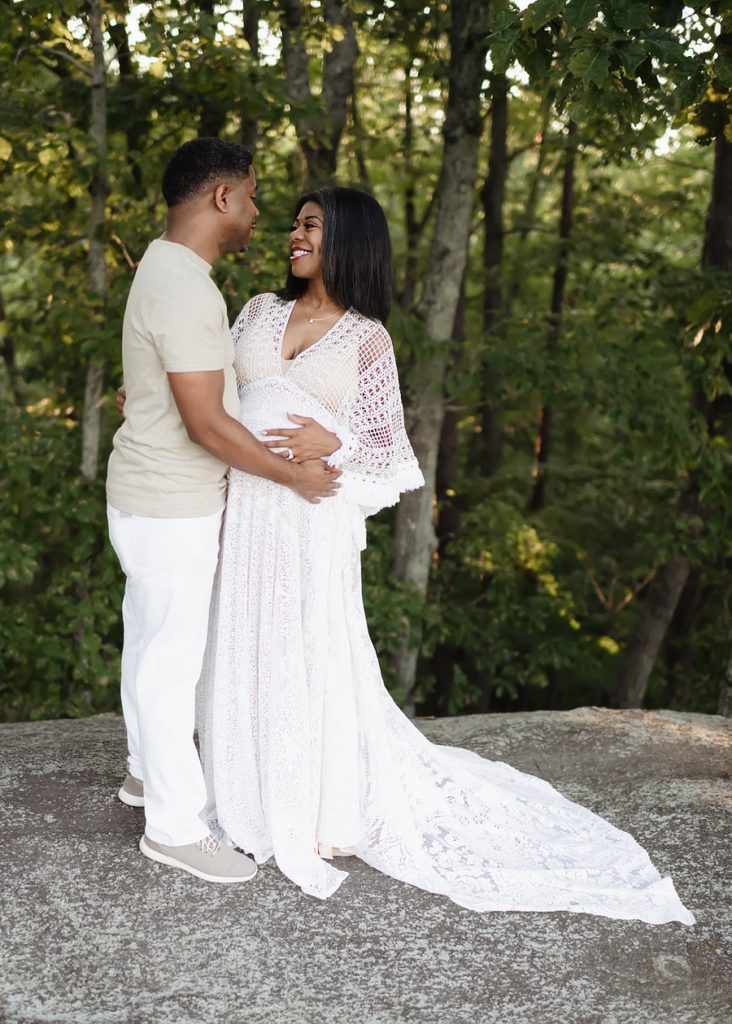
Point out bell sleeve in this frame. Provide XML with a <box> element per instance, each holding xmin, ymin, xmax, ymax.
<box><xmin>327</xmin><ymin>321</ymin><xmax>424</xmax><ymax>516</ymax></box>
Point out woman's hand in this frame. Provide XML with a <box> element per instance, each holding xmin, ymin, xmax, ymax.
<box><xmin>116</xmin><ymin>385</ymin><xmax>127</xmax><ymax>418</ymax></box>
<box><xmin>262</xmin><ymin>413</ymin><xmax>341</xmax><ymax>463</ymax></box>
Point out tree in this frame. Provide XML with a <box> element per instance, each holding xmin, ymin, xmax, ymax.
<box><xmin>280</xmin><ymin>0</ymin><xmax>359</xmax><ymax>186</ymax></box>
<box><xmin>80</xmin><ymin>0</ymin><xmax>108</xmax><ymax>483</ymax></box>
<box><xmin>392</xmin><ymin>0</ymin><xmax>490</xmax><ymax>711</ymax></box>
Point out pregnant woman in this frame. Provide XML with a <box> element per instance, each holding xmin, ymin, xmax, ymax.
<box><xmin>198</xmin><ymin>186</ymin><xmax>693</xmax><ymax>925</ymax></box>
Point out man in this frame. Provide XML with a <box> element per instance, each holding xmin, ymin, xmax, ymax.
<box><xmin>106</xmin><ymin>138</ymin><xmax>339</xmax><ymax>884</ymax></box>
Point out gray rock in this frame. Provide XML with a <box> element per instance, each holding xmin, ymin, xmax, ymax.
<box><xmin>1</xmin><ymin>708</ymin><xmax>730</xmax><ymax>1024</ymax></box>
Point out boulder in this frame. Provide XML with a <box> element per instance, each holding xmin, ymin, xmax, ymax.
<box><xmin>1</xmin><ymin>708</ymin><xmax>730</xmax><ymax>1024</ymax></box>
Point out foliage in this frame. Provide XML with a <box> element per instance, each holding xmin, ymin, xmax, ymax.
<box><xmin>0</xmin><ymin>0</ymin><xmax>730</xmax><ymax>720</ymax></box>
<box><xmin>0</xmin><ymin>398</ymin><xmax>122</xmax><ymax>719</ymax></box>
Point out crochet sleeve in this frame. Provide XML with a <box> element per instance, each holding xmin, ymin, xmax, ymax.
<box><xmin>328</xmin><ymin>321</ymin><xmax>424</xmax><ymax>515</ymax></box>
<box><xmin>231</xmin><ymin>292</ymin><xmax>271</xmax><ymax>344</ymax></box>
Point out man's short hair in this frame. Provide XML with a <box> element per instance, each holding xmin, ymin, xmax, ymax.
<box><xmin>162</xmin><ymin>138</ymin><xmax>253</xmax><ymax>208</ymax></box>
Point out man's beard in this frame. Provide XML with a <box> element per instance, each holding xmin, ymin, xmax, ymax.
<box><xmin>223</xmin><ymin>228</ymin><xmax>250</xmax><ymax>255</ymax></box>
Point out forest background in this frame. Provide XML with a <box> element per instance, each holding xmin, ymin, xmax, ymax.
<box><xmin>1</xmin><ymin>0</ymin><xmax>730</xmax><ymax>722</ymax></box>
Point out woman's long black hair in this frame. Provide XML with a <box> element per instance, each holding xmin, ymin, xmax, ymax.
<box><xmin>276</xmin><ymin>186</ymin><xmax>392</xmax><ymax>324</ymax></box>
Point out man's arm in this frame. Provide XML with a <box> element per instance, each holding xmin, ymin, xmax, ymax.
<box><xmin>168</xmin><ymin>370</ymin><xmax>340</xmax><ymax>503</ymax></box>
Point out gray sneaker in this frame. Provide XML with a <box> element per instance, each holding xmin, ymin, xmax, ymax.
<box><xmin>139</xmin><ymin>834</ymin><xmax>258</xmax><ymax>884</ymax></box>
<box><xmin>118</xmin><ymin>774</ymin><xmax>144</xmax><ymax>807</ymax></box>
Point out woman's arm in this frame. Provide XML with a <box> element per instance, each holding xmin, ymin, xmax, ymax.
<box><xmin>299</xmin><ymin>323</ymin><xmax>423</xmax><ymax>513</ymax></box>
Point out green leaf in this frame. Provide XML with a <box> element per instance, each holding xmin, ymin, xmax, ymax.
<box><xmin>615</xmin><ymin>40</ymin><xmax>648</xmax><ymax>77</ymax></box>
<box><xmin>713</xmin><ymin>54</ymin><xmax>732</xmax><ymax>90</ymax></box>
<box><xmin>673</xmin><ymin>69</ymin><xmax>705</xmax><ymax>113</ymax></box>
<box><xmin>643</xmin><ymin>34</ymin><xmax>685</xmax><ymax>65</ymax></box>
<box><xmin>489</xmin><ymin>11</ymin><xmax>523</xmax><ymax>74</ymax></box>
<box><xmin>610</xmin><ymin>2</ymin><xmax>651</xmax><ymax>30</ymax></box>
<box><xmin>568</xmin><ymin>45</ymin><xmax>611</xmax><ymax>87</ymax></box>
<box><xmin>565</xmin><ymin>0</ymin><xmax>601</xmax><ymax>29</ymax></box>
<box><xmin>523</xmin><ymin>0</ymin><xmax>564</xmax><ymax>30</ymax></box>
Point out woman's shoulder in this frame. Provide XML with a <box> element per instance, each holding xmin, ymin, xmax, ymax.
<box><xmin>242</xmin><ymin>290</ymin><xmax>279</xmax><ymax>314</ymax></box>
<box><xmin>346</xmin><ymin>310</ymin><xmax>393</xmax><ymax>356</ymax></box>
<box><xmin>234</xmin><ymin>291</ymin><xmax>287</xmax><ymax>328</ymax></box>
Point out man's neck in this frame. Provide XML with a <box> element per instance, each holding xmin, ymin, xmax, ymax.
<box><xmin>163</xmin><ymin>215</ymin><xmax>218</xmax><ymax>266</ymax></box>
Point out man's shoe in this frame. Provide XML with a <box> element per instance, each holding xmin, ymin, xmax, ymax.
<box><xmin>139</xmin><ymin>834</ymin><xmax>258</xmax><ymax>884</ymax></box>
<box><xmin>118</xmin><ymin>774</ymin><xmax>144</xmax><ymax>807</ymax></box>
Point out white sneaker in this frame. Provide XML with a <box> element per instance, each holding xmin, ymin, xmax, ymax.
<box><xmin>139</xmin><ymin>834</ymin><xmax>258</xmax><ymax>884</ymax></box>
<box><xmin>118</xmin><ymin>774</ymin><xmax>144</xmax><ymax>807</ymax></box>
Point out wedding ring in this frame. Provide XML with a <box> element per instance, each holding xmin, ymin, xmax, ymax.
<box><xmin>285</xmin><ymin>447</ymin><xmax>294</xmax><ymax>461</ymax></box>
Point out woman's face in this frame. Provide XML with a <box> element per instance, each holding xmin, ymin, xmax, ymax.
<box><xmin>289</xmin><ymin>201</ymin><xmax>324</xmax><ymax>279</ymax></box>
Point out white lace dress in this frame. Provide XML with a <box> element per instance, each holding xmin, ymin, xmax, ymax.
<box><xmin>198</xmin><ymin>292</ymin><xmax>694</xmax><ymax>924</ymax></box>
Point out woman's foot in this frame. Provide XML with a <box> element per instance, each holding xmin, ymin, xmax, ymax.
<box><xmin>317</xmin><ymin>842</ymin><xmax>356</xmax><ymax>860</ymax></box>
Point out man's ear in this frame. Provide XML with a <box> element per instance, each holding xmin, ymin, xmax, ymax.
<box><xmin>212</xmin><ymin>183</ymin><xmax>229</xmax><ymax>213</ymax></box>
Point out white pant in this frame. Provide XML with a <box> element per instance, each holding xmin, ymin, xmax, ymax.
<box><xmin>107</xmin><ymin>504</ymin><xmax>223</xmax><ymax>846</ymax></box>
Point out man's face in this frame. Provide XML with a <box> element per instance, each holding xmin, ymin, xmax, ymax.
<box><xmin>221</xmin><ymin>168</ymin><xmax>258</xmax><ymax>255</ymax></box>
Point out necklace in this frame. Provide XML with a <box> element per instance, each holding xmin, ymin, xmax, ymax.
<box><xmin>300</xmin><ymin>297</ymin><xmax>342</xmax><ymax>324</ymax></box>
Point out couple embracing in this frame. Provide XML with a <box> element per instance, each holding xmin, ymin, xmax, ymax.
<box><xmin>106</xmin><ymin>138</ymin><xmax>693</xmax><ymax>923</ymax></box>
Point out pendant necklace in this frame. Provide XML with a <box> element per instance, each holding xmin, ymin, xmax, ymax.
<box><xmin>300</xmin><ymin>297</ymin><xmax>341</xmax><ymax>324</ymax></box>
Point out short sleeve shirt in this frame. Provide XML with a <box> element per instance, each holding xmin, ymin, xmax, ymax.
<box><xmin>106</xmin><ymin>239</ymin><xmax>240</xmax><ymax>518</ymax></box>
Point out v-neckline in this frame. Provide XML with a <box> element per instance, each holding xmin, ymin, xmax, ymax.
<box><xmin>278</xmin><ymin>298</ymin><xmax>349</xmax><ymax>365</ymax></box>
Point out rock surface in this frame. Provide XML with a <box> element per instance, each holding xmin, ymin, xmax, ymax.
<box><xmin>1</xmin><ymin>707</ymin><xmax>730</xmax><ymax>1024</ymax></box>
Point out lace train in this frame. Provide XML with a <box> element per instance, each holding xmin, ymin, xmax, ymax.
<box><xmin>197</xmin><ymin>448</ymin><xmax>693</xmax><ymax>925</ymax></box>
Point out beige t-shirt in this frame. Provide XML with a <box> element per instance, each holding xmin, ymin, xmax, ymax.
<box><xmin>106</xmin><ymin>239</ymin><xmax>240</xmax><ymax>518</ymax></box>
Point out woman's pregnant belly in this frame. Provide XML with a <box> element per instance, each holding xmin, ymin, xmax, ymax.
<box><xmin>239</xmin><ymin>376</ymin><xmax>341</xmax><ymax>450</ymax></box>
<box><xmin>237</xmin><ymin>376</ymin><xmax>367</xmax><ymax>549</ymax></box>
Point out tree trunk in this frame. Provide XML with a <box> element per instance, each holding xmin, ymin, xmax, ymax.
<box><xmin>0</xmin><ymin>282</ymin><xmax>24</xmax><ymax>405</ymax></box>
<box><xmin>391</xmin><ymin>0</ymin><xmax>490</xmax><ymax>711</ymax></box>
<box><xmin>719</xmin><ymin>631</ymin><xmax>732</xmax><ymax>717</ymax></box>
<box><xmin>400</xmin><ymin>62</ymin><xmax>428</xmax><ymax>308</ymax></box>
<box><xmin>482</xmin><ymin>74</ymin><xmax>508</xmax><ymax>335</ymax></box>
<box><xmin>240</xmin><ymin>1</ymin><xmax>261</xmax><ymax>154</ymax></box>
<box><xmin>320</xmin><ymin>0</ymin><xmax>358</xmax><ymax>175</ymax></box>
<box><xmin>198</xmin><ymin>0</ymin><xmax>227</xmax><ymax>138</ymax></box>
<box><xmin>107</xmin><ymin>14</ymin><xmax>145</xmax><ymax>192</ymax></box>
<box><xmin>280</xmin><ymin>0</ymin><xmax>358</xmax><ymax>186</ymax></box>
<box><xmin>427</xmin><ymin>276</ymin><xmax>467</xmax><ymax>716</ymax></box>
<box><xmin>429</xmin><ymin>73</ymin><xmax>510</xmax><ymax>713</ymax></box>
<box><xmin>616</xmin><ymin>556</ymin><xmax>692</xmax><ymax>708</ymax></box>
<box><xmin>399</xmin><ymin>59</ymin><xmax>437</xmax><ymax>307</ymax></box>
<box><xmin>505</xmin><ymin>92</ymin><xmax>553</xmax><ymax>314</ymax></box>
<box><xmin>350</xmin><ymin>77</ymin><xmax>372</xmax><ymax>190</ymax></box>
<box><xmin>527</xmin><ymin>119</ymin><xmax>578</xmax><ymax>513</ymax></box>
<box><xmin>664</xmin><ymin>567</ymin><xmax>701</xmax><ymax>707</ymax></box>
<box><xmin>472</xmin><ymin>71</ymin><xmax>509</xmax><ymax>478</ymax></box>
<box><xmin>81</xmin><ymin>0</ymin><xmax>108</xmax><ymax>483</ymax></box>
<box><xmin>704</xmin><ymin>135</ymin><xmax>732</xmax><ymax>711</ymax></box>
<box><xmin>702</xmin><ymin>135</ymin><xmax>732</xmax><ymax>271</ymax></box>
<box><xmin>616</xmin><ymin>136</ymin><xmax>732</xmax><ymax>709</ymax></box>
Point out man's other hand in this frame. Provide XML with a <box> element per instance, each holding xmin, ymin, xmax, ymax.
<box><xmin>290</xmin><ymin>459</ymin><xmax>341</xmax><ymax>504</ymax></box>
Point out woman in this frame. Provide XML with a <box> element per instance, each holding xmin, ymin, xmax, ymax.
<box><xmin>198</xmin><ymin>187</ymin><xmax>693</xmax><ymax>924</ymax></box>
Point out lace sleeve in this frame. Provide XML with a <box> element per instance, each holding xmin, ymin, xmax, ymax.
<box><xmin>327</xmin><ymin>322</ymin><xmax>424</xmax><ymax>515</ymax></box>
<box><xmin>231</xmin><ymin>292</ymin><xmax>271</xmax><ymax>344</ymax></box>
